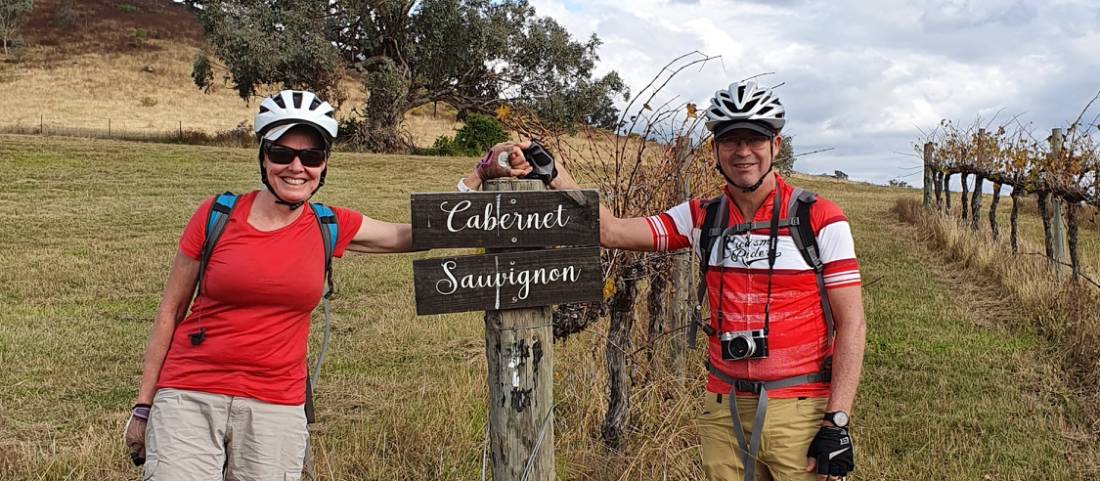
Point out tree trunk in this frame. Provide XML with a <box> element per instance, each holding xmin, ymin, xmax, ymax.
<box><xmin>1067</xmin><ymin>201</ymin><xmax>1080</xmax><ymax>283</ymax></box>
<box><xmin>358</xmin><ymin>114</ymin><xmax>411</xmax><ymax>153</ymax></box>
<box><xmin>944</xmin><ymin>173</ymin><xmax>953</xmax><ymax>211</ymax></box>
<box><xmin>646</xmin><ymin>262</ymin><xmax>669</xmax><ymax>368</ymax></box>
<box><xmin>933</xmin><ymin>171</ymin><xmax>944</xmax><ymax>210</ymax></box>
<box><xmin>1037</xmin><ymin>191</ymin><xmax>1055</xmax><ymax>262</ymax></box>
<box><xmin>1010</xmin><ymin>191</ymin><xmax>1020</xmax><ymax>254</ymax></box>
<box><xmin>960</xmin><ymin>173</ymin><xmax>970</xmax><ymax>221</ymax></box>
<box><xmin>970</xmin><ymin>175</ymin><xmax>984</xmax><ymax>230</ymax></box>
<box><xmin>358</xmin><ymin>60</ymin><xmax>414</xmax><ymax>153</ymax></box>
<box><xmin>603</xmin><ymin>268</ymin><xmax>639</xmax><ymax>450</ymax></box>
<box><xmin>931</xmin><ymin>171</ymin><xmax>939</xmax><ymax>208</ymax></box>
<box><xmin>989</xmin><ymin>182</ymin><xmax>1002</xmax><ymax>240</ymax></box>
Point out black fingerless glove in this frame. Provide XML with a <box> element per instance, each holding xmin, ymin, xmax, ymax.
<box><xmin>806</xmin><ymin>425</ymin><xmax>854</xmax><ymax>477</ymax></box>
<box><xmin>520</xmin><ymin>139</ymin><xmax>558</xmax><ymax>186</ymax></box>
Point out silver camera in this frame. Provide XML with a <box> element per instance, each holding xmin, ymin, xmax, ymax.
<box><xmin>720</xmin><ymin>329</ymin><xmax>769</xmax><ymax>360</ymax></box>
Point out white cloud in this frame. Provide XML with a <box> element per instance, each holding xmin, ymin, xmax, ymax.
<box><xmin>528</xmin><ymin>0</ymin><xmax>1100</xmax><ymax>185</ymax></box>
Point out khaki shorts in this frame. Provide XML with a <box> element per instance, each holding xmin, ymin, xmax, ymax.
<box><xmin>143</xmin><ymin>388</ymin><xmax>309</xmax><ymax>481</ymax></box>
<box><xmin>696</xmin><ymin>393</ymin><xmax>827</xmax><ymax>481</ymax></box>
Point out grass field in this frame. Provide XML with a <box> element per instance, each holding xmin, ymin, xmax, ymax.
<box><xmin>1</xmin><ymin>134</ymin><xmax>1099</xmax><ymax>480</ymax></box>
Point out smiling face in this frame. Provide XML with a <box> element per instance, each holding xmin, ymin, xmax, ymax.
<box><xmin>714</xmin><ymin>130</ymin><xmax>781</xmax><ymax>188</ymax></box>
<box><xmin>262</xmin><ymin>126</ymin><xmax>328</xmax><ymax>204</ymax></box>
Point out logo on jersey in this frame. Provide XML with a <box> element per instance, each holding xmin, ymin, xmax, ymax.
<box><xmin>717</xmin><ymin>235</ymin><xmax>781</xmax><ymax>267</ymax></box>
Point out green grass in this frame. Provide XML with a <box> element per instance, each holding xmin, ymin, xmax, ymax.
<box><xmin>0</xmin><ymin>134</ymin><xmax>1097</xmax><ymax>480</ymax></box>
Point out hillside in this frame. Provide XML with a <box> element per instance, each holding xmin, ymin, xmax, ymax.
<box><xmin>1</xmin><ymin>0</ymin><xmax>459</xmax><ymax>144</ymax></box>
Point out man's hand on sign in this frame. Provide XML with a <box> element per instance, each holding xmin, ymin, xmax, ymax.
<box><xmin>476</xmin><ymin>141</ymin><xmax>534</xmax><ymax>180</ymax></box>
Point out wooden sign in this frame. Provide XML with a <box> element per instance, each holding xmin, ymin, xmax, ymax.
<box><xmin>413</xmin><ymin>247</ymin><xmax>602</xmax><ymax>315</ymax></box>
<box><xmin>410</xmin><ymin>190</ymin><xmax>600</xmax><ymax>249</ymax></box>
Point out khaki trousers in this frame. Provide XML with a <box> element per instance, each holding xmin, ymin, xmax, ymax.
<box><xmin>696</xmin><ymin>393</ymin><xmax>827</xmax><ymax>481</ymax></box>
<box><xmin>143</xmin><ymin>388</ymin><xmax>308</xmax><ymax>481</ymax></box>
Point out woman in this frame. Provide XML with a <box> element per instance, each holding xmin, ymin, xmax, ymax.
<box><xmin>123</xmin><ymin>90</ymin><xmax>414</xmax><ymax>480</ymax></box>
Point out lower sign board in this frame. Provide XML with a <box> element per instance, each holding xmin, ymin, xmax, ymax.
<box><xmin>413</xmin><ymin>247</ymin><xmax>603</xmax><ymax>315</ymax></box>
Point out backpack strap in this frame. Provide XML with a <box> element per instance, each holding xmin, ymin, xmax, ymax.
<box><xmin>197</xmin><ymin>192</ymin><xmax>240</xmax><ymax>295</ymax></box>
<box><xmin>688</xmin><ymin>195</ymin><xmax>727</xmax><ymax>348</ymax></box>
<box><xmin>305</xmin><ymin>202</ymin><xmax>339</xmax><ymax>426</ymax></box>
<box><xmin>784</xmin><ymin>188</ymin><xmax>835</xmax><ymax>344</ymax></box>
<box><xmin>309</xmin><ymin>202</ymin><xmax>338</xmax><ymax>298</ymax></box>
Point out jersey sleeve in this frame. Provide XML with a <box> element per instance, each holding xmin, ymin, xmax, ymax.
<box><xmin>810</xmin><ymin>196</ymin><xmax>861</xmax><ymax>290</ymax></box>
<box><xmin>330</xmin><ymin>207</ymin><xmax>365</xmax><ymax>258</ymax></box>
<box><xmin>179</xmin><ymin>197</ymin><xmax>216</xmax><ymax>260</ymax></box>
<box><xmin>644</xmin><ymin>199</ymin><xmax>701</xmax><ymax>253</ymax></box>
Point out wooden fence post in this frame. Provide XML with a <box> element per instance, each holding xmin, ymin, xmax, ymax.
<box><xmin>483</xmin><ymin>178</ymin><xmax>556</xmax><ymax>481</ymax></box>
<box><xmin>1050</xmin><ymin>128</ymin><xmax>1065</xmax><ymax>273</ymax></box>
<box><xmin>923</xmin><ymin>142</ymin><xmax>933</xmax><ymax>208</ymax></box>
<box><xmin>670</xmin><ymin>137</ymin><xmax>693</xmax><ymax>374</ymax></box>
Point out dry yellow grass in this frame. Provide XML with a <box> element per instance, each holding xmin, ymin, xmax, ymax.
<box><xmin>0</xmin><ymin>40</ymin><xmax>370</xmax><ymax>133</ymax></box>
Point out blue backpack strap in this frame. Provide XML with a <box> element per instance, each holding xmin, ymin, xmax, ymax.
<box><xmin>309</xmin><ymin>202</ymin><xmax>338</xmax><ymax>298</ymax></box>
<box><xmin>197</xmin><ymin>192</ymin><xmax>239</xmax><ymax>295</ymax></box>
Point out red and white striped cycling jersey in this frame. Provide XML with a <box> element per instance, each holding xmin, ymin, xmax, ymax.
<box><xmin>645</xmin><ymin>175</ymin><xmax>860</xmax><ymax>398</ymax></box>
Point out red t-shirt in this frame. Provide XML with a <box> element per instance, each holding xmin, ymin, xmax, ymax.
<box><xmin>156</xmin><ymin>191</ymin><xmax>363</xmax><ymax>405</ymax></box>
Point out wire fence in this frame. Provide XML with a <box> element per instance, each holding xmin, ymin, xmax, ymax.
<box><xmin>0</xmin><ymin>117</ymin><xmax>254</xmax><ymax>147</ymax></box>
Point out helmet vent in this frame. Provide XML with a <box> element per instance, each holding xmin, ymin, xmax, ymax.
<box><xmin>292</xmin><ymin>92</ymin><xmax>304</xmax><ymax>109</ymax></box>
<box><xmin>273</xmin><ymin>95</ymin><xmax>286</xmax><ymax>109</ymax></box>
<box><xmin>258</xmin><ymin>106</ymin><xmax>269</xmax><ymax>114</ymax></box>
<box><xmin>310</xmin><ymin>98</ymin><xmax>322</xmax><ymax>110</ymax></box>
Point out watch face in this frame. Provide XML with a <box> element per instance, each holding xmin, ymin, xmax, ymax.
<box><xmin>831</xmin><ymin>411</ymin><xmax>849</xmax><ymax>427</ymax></box>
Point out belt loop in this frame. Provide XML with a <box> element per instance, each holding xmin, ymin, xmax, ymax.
<box><xmin>717</xmin><ymin>393</ymin><xmax>723</xmax><ymax>404</ymax></box>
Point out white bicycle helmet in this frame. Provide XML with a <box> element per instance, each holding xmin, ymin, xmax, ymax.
<box><xmin>704</xmin><ymin>80</ymin><xmax>785</xmax><ymax>137</ymax></box>
<box><xmin>255</xmin><ymin>89</ymin><xmax>338</xmax><ymax>144</ymax></box>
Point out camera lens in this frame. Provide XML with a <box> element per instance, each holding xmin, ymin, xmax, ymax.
<box><xmin>726</xmin><ymin>336</ymin><xmax>754</xmax><ymax>359</ymax></box>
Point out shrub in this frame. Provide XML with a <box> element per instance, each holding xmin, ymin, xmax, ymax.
<box><xmin>139</xmin><ymin>96</ymin><xmax>157</xmax><ymax>107</ymax></box>
<box><xmin>119</xmin><ymin>4</ymin><xmax>138</xmax><ymax>13</ymax></box>
<box><xmin>429</xmin><ymin>135</ymin><xmax>465</xmax><ymax>157</ymax></box>
<box><xmin>453</xmin><ymin>113</ymin><xmax>507</xmax><ymax>154</ymax></box>
<box><xmin>423</xmin><ymin>114</ymin><xmax>507</xmax><ymax>157</ymax></box>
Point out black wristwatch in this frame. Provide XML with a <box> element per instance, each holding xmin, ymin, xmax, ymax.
<box><xmin>823</xmin><ymin>411</ymin><xmax>850</xmax><ymax>428</ymax></box>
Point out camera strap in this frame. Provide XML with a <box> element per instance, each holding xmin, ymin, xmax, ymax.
<box><xmin>692</xmin><ymin>186</ymin><xmax>834</xmax><ymax>345</ymax></box>
<box><xmin>710</xmin><ymin>187</ymin><xmax>784</xmax><ymax>336</ymax></box>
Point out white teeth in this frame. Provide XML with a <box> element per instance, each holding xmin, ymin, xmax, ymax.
<box><xmin>281</xmin><ymin>178</ymin><xmax>306</xmax><ymax>185</ymax></box>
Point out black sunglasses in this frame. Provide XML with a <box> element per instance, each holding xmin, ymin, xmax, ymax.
<box><xmin>264</xmin><ymin>143</ymin><xmax>329</xmax><ymax>168</ymax></box>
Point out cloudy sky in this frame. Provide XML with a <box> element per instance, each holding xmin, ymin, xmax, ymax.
<box><xmin>527</xmin><ymin>0</ymin><xmax>1100</xmax><ymax>185</ymax></box>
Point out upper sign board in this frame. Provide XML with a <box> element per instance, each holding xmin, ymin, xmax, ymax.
<box><xmin>411</xmin><ymin>190</ymin><xmax>600</xmax><ymax>249</ymax></box>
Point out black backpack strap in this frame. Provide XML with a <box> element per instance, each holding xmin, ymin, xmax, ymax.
<box><xmin>197</xmin><ymin>192</ymin><xmax>239</xmax><ymax>296</ymax></box>
<box><xmin>688</xmin><ymin>195</ymin><xmax>727</xmax><ymax>348</ymax></box>
<box><xmin>784</xmin><ymin>188</ymin><xmax>835</xmax><ymax>344</ymax></box>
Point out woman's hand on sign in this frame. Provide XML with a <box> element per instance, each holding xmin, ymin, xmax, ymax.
<box><xmin>475</xmin><ymin>141</ymin><xmax>534</xmax><ymax>181</ymax></box>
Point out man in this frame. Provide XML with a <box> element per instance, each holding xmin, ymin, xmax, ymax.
<box><xmin>470</xmin><ymin>80</ymin><xmax>866</xmax><ymax>481</ymax></box>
